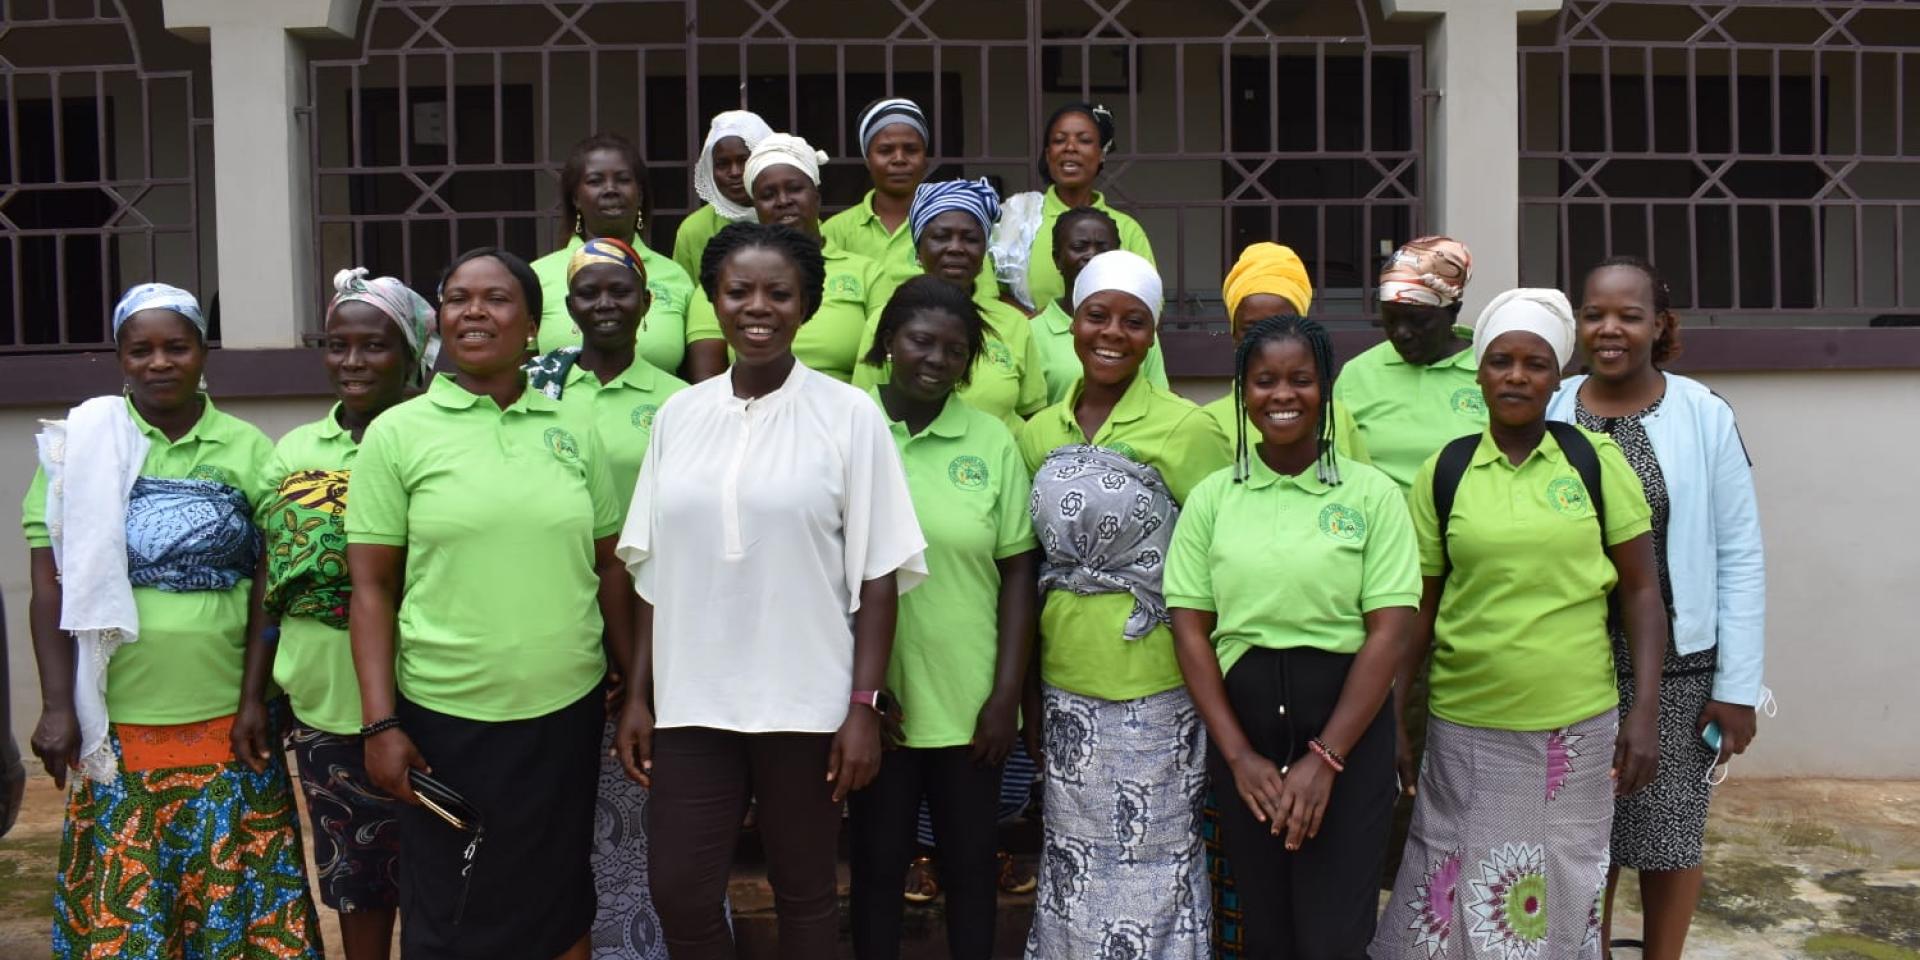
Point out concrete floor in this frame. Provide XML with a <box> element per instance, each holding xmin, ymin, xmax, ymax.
<box><xmin>2</xmin><ymin>776</ymin><xmax>1917</xmax><ymax>959</ymax></box>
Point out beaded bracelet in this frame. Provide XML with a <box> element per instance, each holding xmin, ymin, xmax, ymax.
<box><xmin>1308</xmin><ymin>737</ymin><xmax>1347</xmax><ymax>773</ymax></box>
<box><xmin>359</xmin><ymin>715</ymin><xmax>403</xmax><ymax>738</ymax></box>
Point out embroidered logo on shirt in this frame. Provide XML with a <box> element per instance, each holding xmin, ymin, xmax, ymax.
<box><xmin>948</xmin><ymin>455</ymin><xmax>990</xmax><ymax>491</ymax></box>
<box><xmin>544</xmin><ymin>427</ymin><xmax>582</xmax><ymax>465</ymax></box>
<box><xmin>1318</xmin><ymin>503</ymin><xmax>1367</xmax><ymax>542</ymax></box>
<box><xmin>1450</xmin><ymin>387</ymin><xmax>1487</xmax><ymax>417</ymax></box>
<box><xmin>630</xmin><ymin>404</ymin><xmax>659</xmax><ymax>431</ymax></box>
<box><xmin>649</xmin><ymin>281</ymin><xmax>678</xmax><ymax>310</ymax></box>
<box><xmin>826</xmin><ymin>273</ymin><xmax>864</xmax><ymax>300</ymax></box>
<box><xmin>187</xmin><ymin>464</ymin><xmax>235</xmax><ymax>487</ymax></box>
<box><xmin>1101</xmin><ymin>441</ymin><xmax>1140</xmax><ymax>461</ymax></box>
<box><xmin>1548</xmin><ymin>477</ymin><xmax>1589</xmax><ymax>516</ymax></box>
<box><xmin>985</xmin><ymin>339</ymin><xmax>1015</xmax><ymax>371</ymax></box>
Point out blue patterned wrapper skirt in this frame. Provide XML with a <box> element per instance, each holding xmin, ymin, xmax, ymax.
<box><xmin>1026</xmin><ymin>684</ymin><xmax>1212</xmax><ymax>960</ymax></box>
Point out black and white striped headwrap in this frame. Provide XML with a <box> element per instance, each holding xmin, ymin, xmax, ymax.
<box><xmin>858</xmin><ymin>98</ymin><xmax>929</xmax><ymax>154</ymax></box>
<box><xmin>909</xmin><ymin>178</ymin><xmax>1001</xmax><ymax>245</ymax></box>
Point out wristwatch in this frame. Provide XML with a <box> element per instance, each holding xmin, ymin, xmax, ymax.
<box><xmin>850</xmin><ymin>690</ymin><xmax>896</xmax><ymax>715</ymax></box>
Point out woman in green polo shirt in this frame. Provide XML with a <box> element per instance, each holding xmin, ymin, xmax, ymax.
<box><xmin>1203</xmin><ymin>242</ymin><xmax>1365</xmax><ymax>462</ymax></box>
<box><xmin>532</xmin><ymin>132</ymin><xmax>697</xmax><ymax>379</ymax></box>
<box><xmin>683</xmin><ymin>132</ymin><xmax>892</xmax><ymax>383</ymax></box>
<box><xmin>822</xmin><ymin>98</ymin><xmax>931</xmax><ymax>289</ymax></box>
<box><xmin>1372</xmin><ymin>289</ymin><xmax>1665</xmax><ymax>960</ymax></box>
<box><xmin>1335</xmin><ymin>235</ymin><xmax>1482</xmax><ymax>491</ymax></box>
<box><xmin>1167</xmin><ymin>315</ymin><xmax>1419</xmax><ymax>957</ymax></box>
<box><xmin>993</xmin><ymin>102</ymin><xmax>1156</xmax><ymax>312</ymax></box>
<box><xmin>671</xmin><ymin>110</ymin><xmax>773</xmax><ymax>282</ymax></box>
<box><xmin>24</xmin><ymin>283</ymin><xmax>322</xmax><ymax>957</ymax></box>
<box><xmin>524</xmin><ymin>236</ymin><xmax>687</xmax><ymax>960</ymax></box>
<box><xmin>262</xmin><ymin>267</ymin><xmax>435</xmax><ymax>960</ymax></box>
<box><xmin>1018</xmin><ymin>250</ymin><xmax>1229</xmax><ymax>959</ymax></box>
<box><xmin>1029</xmin><ymin>206</ymin><xmax>1169</xmax><ymax>403</ymax></box>
<box><xmin>348</xmin><ymin>248</ymin><xmax>628</xmax><ymax>960</ymax></box>
<box><xmin>848</xmin><ymin>275</ymin><xmax>1037</xmax><ymax>960</ymax></box>
<box><xmin>853</xmin><ymin>178</ymin><xmax>1046</xmax><ymax>426</ymax></box>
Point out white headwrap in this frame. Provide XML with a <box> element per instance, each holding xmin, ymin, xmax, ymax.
<box><xmin>745</xmin><ymin>133</ymin><xmax>829</xmax><ymax>192</ymax></box>
<box><xmin>694</xmin><ymin>110</ymin><xmax>774</xmax><ymax>223</ymax></box>
<box><xmin>1072</xmin><ymin>250</ymin><xmax>1163</xmax><ymax>322</ymax></box>
<box><xmin>1473</xmin><ymin>288</ymin><xmax>1578</xmax><ymax>370</ymax></box>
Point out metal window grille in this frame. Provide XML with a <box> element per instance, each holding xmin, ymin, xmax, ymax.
<box><xmin>307</xmin><ymin>0</ymin><xmax>1424</xmax><ymax>335</ymax></box>
<box><xmin>1520</xmin><ymin>0</ymin><xmax>1920</xmax><ymax>324</ymax></box>
<box><xmin>0</xmin><ymin>0</ymin><xmax>214</xmax><ymax>352</ymax></box>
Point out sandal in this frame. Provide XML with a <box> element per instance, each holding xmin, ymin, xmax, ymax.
<box><xmin>997</xmin><ymin>850</ymin><xmax>1037</xmax><ymax>895</ymax></box>
<box><xmin>904</xmin><ymin>855</ymin><xmax>941</xmax><ymax>903</ymax></box>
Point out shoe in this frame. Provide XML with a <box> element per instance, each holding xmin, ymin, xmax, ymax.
<box><xmin>997</xmin><ymin>851</ymin><xmax>1037</xmax><ymax>895</ymax></box>
<box><xmin>904</xmin><ymin>855</ymin><xmax>941</xmax><ymax>903</ymax></box>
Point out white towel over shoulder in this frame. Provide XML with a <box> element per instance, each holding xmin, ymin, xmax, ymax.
<box><xmin>37</xmin><ymin>395</ymin><xmax>150</xmax><ymax>784</ymax></box>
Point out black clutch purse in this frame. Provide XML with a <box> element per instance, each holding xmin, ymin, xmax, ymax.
<box><xmin>408</xmin><ymin>768</ymin><xmax>485</xmax><ymax>924</ymax></box>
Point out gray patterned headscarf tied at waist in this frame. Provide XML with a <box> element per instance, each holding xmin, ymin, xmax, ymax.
<box><xmin>1029</xmin><ymin>445</ymin><xmax>1177</xmax><ymax>640</ymax></box>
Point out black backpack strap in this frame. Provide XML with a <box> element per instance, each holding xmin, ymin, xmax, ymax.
<box><xmin>1544</xmin><ymin>420</ymin><xmax>1620</xmax><ymax>631</ymax></box>
<box><xmin>1430</xmin><ymin>433</ymin><xmax>1482</xmax><ymax>580</ymax></box>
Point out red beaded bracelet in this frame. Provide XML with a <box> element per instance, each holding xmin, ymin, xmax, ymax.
<box><xmin>1308</xmin><ymin>737</ymin><xmax>1347</xmax><ymax>773</ymax></box>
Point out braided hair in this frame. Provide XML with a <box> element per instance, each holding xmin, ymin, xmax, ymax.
<box><xmin>699</xmin><ymin>222</ymin><xmax>827</xmax><ymax>321</ymax></box>
<box><xmin>1232</xmin><ymin>314</ymin><xmax>1341</xmax><ymax>486</ymax></box>
<box><xmin>1584</xmin><ymin>254</ymin><xmax>1682</xmax><ymax>364</ymax></box>
<box><xmin>861</xmin><ymin>274</ymin><xmax>987</xmax><ymax>387</ymax></box>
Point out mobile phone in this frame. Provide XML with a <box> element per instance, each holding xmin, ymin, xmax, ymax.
<box><xmin>1701</xmin><ymin>721</ymin><xmax>1723</xmax><ymax>754</ymax></box>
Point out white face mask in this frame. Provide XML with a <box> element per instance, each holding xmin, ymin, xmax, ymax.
<box><xmin>1702</xmin><ymin>686</ymin><xmax>1777</xmax><ymax>786</ymax></box>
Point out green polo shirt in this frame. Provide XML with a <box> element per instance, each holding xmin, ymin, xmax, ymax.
<box><xmin>1334</xmin><ymin>341</ymin><xmax>1486</xmax><ymax>491</ymax></box>
<box><xmin>346</xmin><ymin>375</ymin><xmax>622</xmax><ymax>723</ymax></box>
<box><xmin>532</xmin><ymin>233</ymin><xmax>695</xmax><ymax>376</ymax></box>
<box><xmin>1198</xmin><ymin>394</ymin><xmax>1370</xmax><ymax>464</ymax></box>
<box><xmin>261</xmin><ymin>405</ymin><xmax>364</xmax><ymax>735</ymax></box>
<box><xmin>1165</xmin><ymin>454</ymin><xmax>1418</xmax><ymax>676</ymax></box>
<box><xmin>1018</xmin><ymin>375</ymin><xmax>1231</xmax><ymax>701</ymax></box>
<box><xmin>671</xmin><ymin>204</ymin><xmax>732</xmax><ymax>283</ymax></box>
<box><xmin>1022</xmin><ymin>186</ymin><xmax>1156</xmax><ymax>312</ymax></box>
<box><xmin>873</xmin><ymin>389</ymin><xmax>1036</xmax><ymax>748</ymax></box>
<box><xmin>822</xmin><ymin>190</ymin><xmax>999</xmax><ymax>298</ymax></box>
<box><xmin>22</xmin><ymin>396</ymin><xmax>273</xmax><ymax>726</ymax></box>
<box><xmin>1410</xmin><ymin>427</ymin><xmax>1652</xmax><ymax>732</ymax></box>
<box><xmin>853</xmin><ymin>292</ymin><xmax>1048</xmax><ymax>427</ymax></box>
<box><xmin>555</xmin><ymin>358</ymin><xmax>688</xmax><ymax>510</ymax></box>
<box><xmin>1030</xmin><ymin>299</ymin><xmax>1168</xmax><ymax>404</ymax></box>
<box><xmin>685</xmin><ymin>240</ymin><xmax>891</xmax><ymax>383</ymax></box>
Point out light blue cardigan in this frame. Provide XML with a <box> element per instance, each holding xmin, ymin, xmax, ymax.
<box><xmin>1547</xmin><ymin>372</ymin><xmax>1766</xmax><ymax>706</ymax></box>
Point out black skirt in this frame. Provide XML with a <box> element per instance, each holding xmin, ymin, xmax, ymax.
<box><xmin>396</xmin><ymin>687</ymin><xmax>603</xmax><ymax>960</ymax></box>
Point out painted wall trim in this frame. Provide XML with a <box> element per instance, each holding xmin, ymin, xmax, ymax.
<box><xmin>1159</xmin><ymin>326</ymin><xmax>1920</xmax><ymax>379</ymax></box>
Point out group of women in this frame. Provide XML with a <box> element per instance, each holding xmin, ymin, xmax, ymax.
<box><xmin>20</xmin><ymin>94</ymin><xmax>1765</xmax><ymax>960</ymax></box>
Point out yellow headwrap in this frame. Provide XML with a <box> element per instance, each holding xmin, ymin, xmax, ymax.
<box><xmin>1222</xmin><ymin>242</ymin><xmax>1313</xmax><ymax>331</ymax></box>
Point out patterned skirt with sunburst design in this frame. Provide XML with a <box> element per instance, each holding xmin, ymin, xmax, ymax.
<box><xmin>1371</xmin><ymin>711</ymin><xmax>1616</xmax><ymax>960</ymax></box>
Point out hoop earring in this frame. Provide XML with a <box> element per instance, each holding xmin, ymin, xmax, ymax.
<box><xmin>574</xmin><ymin>213</ymin><xmax>583</xmax><ymax>239</ymax></box>
<box><xmin>634</xmin><ymin>213</ymin><xmax>645</xmax><ymax>236</ymax></box>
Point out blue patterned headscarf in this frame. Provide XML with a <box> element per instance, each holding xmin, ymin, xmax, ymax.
<box><xmin>112</xmin><ymin>283</ymin><xmax>207</xmax><ymax>340</ymax></box>
<box><xmin>909</xmin><ymin>178</ymin><xmax>1001</xmax><ymax>245</ymax></box>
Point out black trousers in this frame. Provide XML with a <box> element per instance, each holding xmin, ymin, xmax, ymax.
<box><xmin>1206</xmin><ymin>646</ymin><xmax>1396</xmax><ymax>960</ymax></box>
<box><xmin>848</xmin><ymin>745</ymin><xmax>1004</xmax><ymax>960</ymax></box>
<box><xmin>647</xmin><ymin>728</ymin><xmax>841</xmax><ymax>960</ymax></box>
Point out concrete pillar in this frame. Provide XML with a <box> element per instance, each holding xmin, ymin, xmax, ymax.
<box><xmin>162</xmin><ymin>0</ymin><xmax>360</xmax><ymax>348</ymax></box>
<box><xmin>1384</xmin><ymin>0</ymin><xmax>1563</xmax><ymax>322</ymax></box>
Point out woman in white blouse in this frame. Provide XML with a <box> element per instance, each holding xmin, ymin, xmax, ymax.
<box><xmin>613</xmin><ymin>221</ymin><xmax>928</xmax><ymax>960</ymax></box>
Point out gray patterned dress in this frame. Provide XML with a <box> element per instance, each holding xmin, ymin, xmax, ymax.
<box><xmin>1577</xmin><ymin>396</ymin><xmax>1720</xmax><ymax>872</ymax></box>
